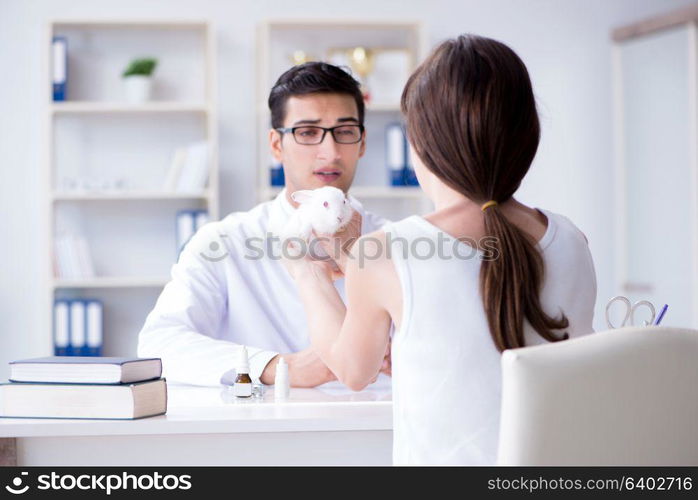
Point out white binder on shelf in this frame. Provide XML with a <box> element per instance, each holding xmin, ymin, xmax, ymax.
<box><xmin>194</xmin><ymin>210</ymin><xmax>209</xmax><ymax>231</ymax></box>
<box><xmin>53</xmin><ymin>300</ymin><xmax>70</xmax><ymax>356</ymax></box>
<box><xmin>69</xmin><ymin>300</ymin><xmax>86</xmax><ymax>356</ymax></box>
<box><xmin>386</xmin><ymin>122</ymin><xmax>406</xmax><ymax>186</ymax></box>
<box><xmin>176</xmin><ymin>210</ymin><xmax>209</xmax><ymax>257</ymax></box>
<box><xmin>86</xmin><ymin>300</ymin><xmax>103</xmax><ymax>357</ymax></box>
<box><xmin>52</xmin><ymin>36</ymin><xmax>67</xmax><ymax>101</ymax></box>
<box><xmin>176</xmin><ymin>211</ymin><xmax>196</xmax><ymax>254</ymax></box>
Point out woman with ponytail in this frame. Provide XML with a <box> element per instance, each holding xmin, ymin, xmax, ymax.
<box><xmin>284</xmin><ymin>34</ymin><xmax>597</xmax><ymax>465</ymax></box>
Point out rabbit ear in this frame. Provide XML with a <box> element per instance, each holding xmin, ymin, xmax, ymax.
<box><xmin>291</xmin><ymin>190</ymin><xmax>315</xmax><ymax>204</ymax></box>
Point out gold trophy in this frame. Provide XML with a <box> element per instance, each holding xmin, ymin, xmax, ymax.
<box><xmin>348</xmin><ymin>46</ymin><xmax>374</xmax><ymax>103</ymax></box>
<box><xmin>289</xmin><ymin>50</ymin><xmax>311</xmax><ymax>66</ymax></box>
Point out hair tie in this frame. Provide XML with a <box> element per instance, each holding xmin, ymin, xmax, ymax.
<box><xmin>481</xmin><ymin>200</ymin><xmax>498</xmax><ymax>212</ymax></box>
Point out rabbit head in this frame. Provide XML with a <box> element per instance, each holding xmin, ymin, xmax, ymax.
<box><xmin>290</xmin><ymin>186</ymin><xmax>354</xmax><ymax>235</ymax></box>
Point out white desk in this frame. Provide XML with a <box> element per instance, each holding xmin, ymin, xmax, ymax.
<box><xmin>0</xmin><ymin>380</ymin><xmax>393</xmax><ymax>466</ymax></box>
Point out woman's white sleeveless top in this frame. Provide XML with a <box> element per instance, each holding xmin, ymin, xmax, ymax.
<box><xmin>383</xmin><ymin>210</ymin><xmax>597</xmax><ymax>465</ymax></box>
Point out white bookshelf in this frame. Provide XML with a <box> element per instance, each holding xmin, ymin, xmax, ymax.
<box><xmin>45</xmin><ymin>20</ymin><xmax>218</xmax><ymax>357</ymax></box>
<box><xmin>256</xmin><ymin>20</ymin><xmax>431</xmax><ymax>221</ymax></box>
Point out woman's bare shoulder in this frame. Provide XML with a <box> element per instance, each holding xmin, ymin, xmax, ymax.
<box><xmin>350</xmin><ymin>230</ymin><xmax>391</xmax><ymax>262</ymax></box>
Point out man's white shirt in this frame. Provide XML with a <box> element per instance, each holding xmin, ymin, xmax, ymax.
<box><xmin>137</xmin><ymin>189</ymin><xmax>388</xmax><ymax>386</ymax></box>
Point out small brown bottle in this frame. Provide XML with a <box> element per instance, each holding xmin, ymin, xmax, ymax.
<box><xmin>234</xmin><ymin>346</ymin><xmax>252</xmax><ymax>398</ymax></box>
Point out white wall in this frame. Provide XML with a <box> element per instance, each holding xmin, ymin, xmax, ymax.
<box><xmin>0</xmin><ymin>0</ymin><xmax>693</xmax><ymax>379</ymax></box>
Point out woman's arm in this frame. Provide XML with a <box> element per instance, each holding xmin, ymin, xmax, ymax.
<box><xmin>290</xmin><ymin>231</ymin><xmax>395</xmax><ymax>391</ymax></box>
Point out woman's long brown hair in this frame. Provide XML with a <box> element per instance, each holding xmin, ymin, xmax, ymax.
<box><xmin>401</xmin><ymin>34</ymin><xmax>569</xmax><ymax>351</ymax></box>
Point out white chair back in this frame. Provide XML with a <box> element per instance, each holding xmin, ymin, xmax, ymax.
<box><xmin>497</xmin><ymin>326</ymin><xmax>698</xmax><ymax>465</ymax></box>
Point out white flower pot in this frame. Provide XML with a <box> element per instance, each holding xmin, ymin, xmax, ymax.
<box><xmin>124</xmin><ymin>75</ymin><xmax>153</xmax><ymax>103</ymax></box>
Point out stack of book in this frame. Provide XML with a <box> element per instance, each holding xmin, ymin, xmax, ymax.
<box><xmin>53</xmin><ymin>233</ymin><xmax>95</xmax><ymax>280</ymax></box>
<box><xmin>162</xmin><ymin>141</ymin><xmax>210</xmax><ymax>193</ymax></box>
<box><xmin>0</xmin><ymin>357</ymin><xmax>167</xmax><ymax>420</ymax></box>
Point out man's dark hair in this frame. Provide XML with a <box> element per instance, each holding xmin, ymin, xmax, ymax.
<box><xmin>268</xmin><ymin>62</ymin><xmax>365</xmax><ymax>129</ymax></box>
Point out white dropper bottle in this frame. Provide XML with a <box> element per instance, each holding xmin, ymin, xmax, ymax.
<box><xmin>274</xmin><ymin>356</ymin><xmax>290</xmax><ymax>401</ymax></box>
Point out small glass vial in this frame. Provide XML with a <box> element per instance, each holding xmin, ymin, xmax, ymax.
<box><xmin>234</xmin><ymin>346</ymin><xmax>252</xmax><ymax>398</ymax></box>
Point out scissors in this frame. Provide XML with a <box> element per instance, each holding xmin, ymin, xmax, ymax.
<box><xmin>605</xmin><ymin>295</ymin><xmax>656</xmax><ymax>328</ymax></box>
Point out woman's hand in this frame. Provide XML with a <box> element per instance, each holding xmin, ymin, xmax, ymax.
<box><xmin>314</xmin><ymin>211</ymin><xmax>362</xmax><ymax>276</ymax></box>
<box><xmin>281</xmin><ymin>237</ymin><xmax>341</xmax><ymax>282</ymax></box>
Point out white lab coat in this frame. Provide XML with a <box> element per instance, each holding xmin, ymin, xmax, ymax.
<box><xmin>137</xmin><ymin>190</ymin><xmax>388</xmax><ymax>386</ymax></box>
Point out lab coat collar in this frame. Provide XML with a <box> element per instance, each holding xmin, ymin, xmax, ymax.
<box><xmin>277</xmin><ymin>188</ymin><xmax>294</xmax><ymax>218</ymax></box>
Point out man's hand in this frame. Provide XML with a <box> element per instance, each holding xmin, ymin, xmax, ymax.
<box><xmin>380</xmin><ymin>340</ymin><xmax>392</xmax><ymax>377</ymax></box>
<box><xmin>261</xmin><ymin>343</ymin><xmax>391</xmax><ymax>387</ymax></box>
<box><xmin>260</xmin><ymin>348</ymin><xmax>337</xmax><ymax>387</ymax></box>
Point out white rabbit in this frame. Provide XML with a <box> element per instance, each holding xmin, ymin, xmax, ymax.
<box><xmin>281</xmin><ymin>187</ymin><xmax>356</xmax><ymax>257</ymax></box>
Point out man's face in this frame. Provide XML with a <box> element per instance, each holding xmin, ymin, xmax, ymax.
<box><xmin>269</xmin><ymin>93</ymin><xmax>365</xmax><ymax>206</ymax></box>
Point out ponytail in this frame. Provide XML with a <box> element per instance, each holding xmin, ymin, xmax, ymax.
<box><xmin>480</xmin><ymin>205</ymin><xmax>568</xmax><ymax>352</ymax></box>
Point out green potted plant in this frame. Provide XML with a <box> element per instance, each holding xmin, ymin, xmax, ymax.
<box><xmin>122</xmin><ymin>58</ymin><xmax>158</xmax><ymax>103</ymax></box>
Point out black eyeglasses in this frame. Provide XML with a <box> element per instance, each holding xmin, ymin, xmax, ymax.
<box><xmin>275</xmin><ymin>124</ymin><xmax>365</xmax><ymax>145</ymax></box>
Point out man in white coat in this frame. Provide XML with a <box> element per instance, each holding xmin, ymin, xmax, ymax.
<box><xmin>138</xmin><ymin>62</ymin><xmax>389</xmax><ymax>387</ymax></box>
